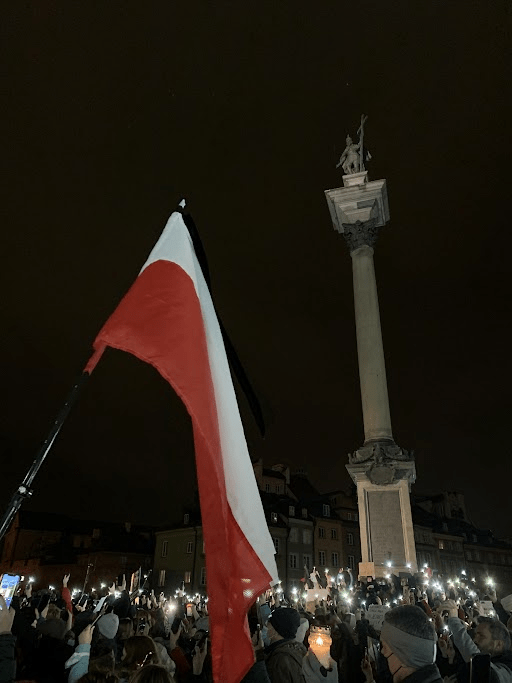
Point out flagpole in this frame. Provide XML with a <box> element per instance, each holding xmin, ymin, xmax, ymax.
<box><xmin>0</xmin><ymin>348</ymin><xmax>105</xmax><ymax>542</ymax></box>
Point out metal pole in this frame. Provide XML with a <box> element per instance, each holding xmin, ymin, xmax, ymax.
<box><xmin>0</xmin><ymin>371</ymin><xmax>91</xmax><ymax>541</ymax></box>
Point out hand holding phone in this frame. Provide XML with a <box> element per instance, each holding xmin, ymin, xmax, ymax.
<box><xmin>0</xmin><ymin>575</ymin><xmax>20</xmax><ymax>609</ymax></box>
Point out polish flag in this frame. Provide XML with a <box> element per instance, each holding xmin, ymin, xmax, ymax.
<box><xmin>85</xmin><ymin>210</ymin><xmax>278</xmax><ymax>682</ymax></box>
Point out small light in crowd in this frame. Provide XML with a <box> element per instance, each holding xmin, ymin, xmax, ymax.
<box><xmin>139</xmin><ymin>589</ymin><xmax>142</xmax><ymax>594</ymax></box>
<box><xmin>443</xmin><ymin>625</ymin><xmax>449</xmax><ymax>631</ymax></box>
<box><xmin>115</xmin><ymin>591</ymin><xmax>121</xmax><ymax>598</ymax></box>
<box><xmin>49</xmin><ymin>585</ymin><xmax>55</xmax><ymax>590</ymax></box>
<box><xmin>361</xmin><ymin>600</ymin><xmax>366</xmax><ymax>606</ymax></box>
<box><xmin>406</xmin><ymin>563</ymin><xmax>411</xmax><ymax>569</ymax></box>
<box><xmin>303</xmin><ymin>592</ymin><xmax>308</xmax><ymax>599</ymax></box>
<box><xmin>386</xmin><ymin>561</ymin><xmax>392</xmax><ymax>568</ymax></box>
<box><xmin>461</xmin><ymin>570</ymin><xmax>466</xmax><ymax>575</ymax></box>
<box><xmin>91</xmin><ymin>588</ymin><xmax>96</xmax><ymax>592</ymax></box>
<box><xmin>423</xmin><ymin>563</ymin><xmax>428</xmax><ymax>569</ymax></box>
<box><xmin>385</xmin><ymin>574</ymin><xmax>390</xmax><ymax>579</ymax></box>
<box><xmin>315</xmin><ymin>593</ymin><xmax>319</xmax><ymax>598</ymax></box>
<box><xmin>472</xmin><ymin>577</ymin><xmax>476</xmax><ymax>583</ymax></box>
<box><xmin>292</xmin><ymin>587</ymin><xmax>297</xmax><ymax>594</ymax></box>
<box><xmin>486</xmin><ymin>577</ymin><xmax>494</xmax><ymax>586</ymax></box>
<box><xmin>101</xmin><ymin>583</ymin><xmax>106</xmax><ymax>589</ymax></box>
<box><xmin>29</xmin><ymin>577</ymin><xmax>35</xmax><ymax>583</ymax></box>
<box><xmin>168</xmin><ymin>604</ymin><xmax>176</xmax><ymax>612</ymax></box>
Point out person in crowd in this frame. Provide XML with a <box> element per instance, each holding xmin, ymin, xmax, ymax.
<box><xmin>362</xmin><ymin>604</ymin><xmax>442</xmax><ymax>683</ymax></box>
<box><xmin>116</xmin><ymin>635</ymin><xmax>160</xmax><ymax>682</ymax></box>
<box><xmin>446</xmin><ymin>600</ymin><xmax>512</xmax><ymax>683</ymax></box>
<box><xmin>264</xmin><ymin>607</ymin><xmax>307</xmax><ymax>683</ymax></box>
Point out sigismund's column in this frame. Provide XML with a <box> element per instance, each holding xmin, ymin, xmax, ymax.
<box><xmin>325</xmin><ymin>118</ymin><xmax>417</xmax><ymax>577</ymax></box>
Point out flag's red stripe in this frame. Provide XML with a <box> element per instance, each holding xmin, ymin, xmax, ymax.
<box><xmin>94</xmin><ymin>260</ymin><xmax>271</xmax><ymax>682</ymax></box>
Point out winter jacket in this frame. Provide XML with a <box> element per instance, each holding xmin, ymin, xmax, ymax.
<box><xmin>265</xmin><ymin>639</ymin><xmax>307</xmax><ymax>683</ymax></box>
<box><xmin>448</xmin><ymin>617</ymin><xmax>512</xmax><ymax>683</ymax></box>
<box><xmin>401</xmin><ymin>663</ymin><xmax>443</xmax><ymax>683</ymax></box>
<box><xmin>0</xmin><ymin>633</ymin><xmax>16</xmax><ymax>683</ymax></box>
<box><xmin>65</xmin><ymin>643</ymin><xmax>90</xmax><ymax>683</ymax></box>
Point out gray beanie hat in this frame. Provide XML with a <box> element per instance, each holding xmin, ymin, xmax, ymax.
<box><xmin>97</xmin><ymin>613</ymin><xmax>119</xmax><ymax>640</ymax></box>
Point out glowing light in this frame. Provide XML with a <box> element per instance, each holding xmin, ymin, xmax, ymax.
<box><xmin>292</xmin><ymin>587</ymin><xmax>297</xmax><ymax>594</ymax></box>
<box><xmin>315</xmin><ymin>636</ymin><xmax>324</xmax><ymax>646</ymax></box>
<box><xmin>386</xmin><ymin>561</ymin><xmax>392</xmax><ymax>567</ymax></box>
<box><xmin>385</xmin><ymin>574</ymin><xmax>390</xmax><ymax>579</ymax></box>
<box><xmin>49</xmin><ymin>585</ymin><xmax>55</xmax><ymax>590</ymax></box>
<box><xmin>29</xmin><ymin>577</ymin><xmax>35</xmax><ymax>583</ymax></box>
<box><xmin>101</xmin><ymin>583</ymin><xmax>106</xmax><ymax>589</ymax></box>
<box><xmin>406</xmin><ymin>563</ymin><xmax>411</xmax><ymax>569</ymax></box>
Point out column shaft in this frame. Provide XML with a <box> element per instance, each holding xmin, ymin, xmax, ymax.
<box><xmin>351</xmin><ymin>245</ymin><xmax>393</xmax><ymax>442</ymax></box>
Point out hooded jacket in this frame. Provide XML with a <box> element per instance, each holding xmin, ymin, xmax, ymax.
<box><xmin>265</xmin><ymin>639</ymin><xmax>307</xmax><ymax>683</ymax></box>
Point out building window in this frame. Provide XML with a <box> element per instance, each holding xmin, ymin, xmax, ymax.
<box><xmin>272</xmin><ymin>537</ymin><xmax>280</xmax><ymax>555</ymax></box>
<box><xmin>466</xmin><ymin>550</ymin><xmax>472</xmax><ymax>560</ymax></box>
<box><xmin>265</xmin><ymin>483</ymin><xmax>271</xmax><ymax>493</ymax></box>
<box><xmin>289</xmin><ymin>528</ymin><xmax>298</xmax><ymax>543</ymax></box>
<box><xmin>289</xmin><ymin>505</ymin><xmax>295</xmax><ymax>516</ymax></box>
<box><xmin>302</xmin><ymin>529</ymin><xmax>312</xmax><ymax>545</ymax></box>
<box><xmin>331</xmin><ymin>529</ymin><xmax>337</xmax><ymax>540</ymax></box>
<box><xmin>159</xmin><ymin>569</ymin><xmax>166</xmax><ymax>586</ymax></box>
<box><xmin>488</xmin><ymin>553</ymin><xmax>494</xmax><ymax>563</ymax></box>
<box><xmin>318</xmin><ymin>551</ymin><xmax>326</xmax><ymax>566</ymax></box>
<box><xmin>200</xmin><ymin>567</ymin><xmax>207</xmax><ymax>585</ymax></box>
<box><xmin>472</xmin><ymin>534</ymin><xmax>477</xmax><ymax>543</ymax></box>
<box><xmin>289</xmin><ymin>553</ymin><xmax>298</xmax><ymax>569</ymax></box>
<box><xmin>271</xmin><ymin>512</ymin><xmax>278</xmax><ymax>523</ymax></box>
<box><xmin>184</xmin><ymin>513</ymin><xmax>190</xmax><ymax>524</ymax></box>
<box><xmin>120</xmin><ymin>556</ymin><xmax>127</xmax><ymax>566</ymax></box>
<box><xmin>303</xmin><ymin>554</ymin><xmax>312</xmax><ymax>569</ymax></box>
<box><xmin>331</xmin><ymin>552</ymin><xmax>339</xmax><ymax>567</ymax></box>
<box><xmin>318</xmin><ymin>527</ymin><xmax>325</xmax><ymax>539</ymax></box>
<box><xmin>186</xmin><ymin>541</ymin><xmax>193</xmax><ymax>554</ymax></box>
<box><xmin>323</xmin><ymin>504</ymin><xmax>330</xmax><ymax>517</ymax></box>
<box><xmin>446</xmin><ymin>541</ymin><xmax>453</xmax><ymax>550</ymax></box>
<box><xmin>348</xmin><ymin>555</ymin><xmax>355</xmax><ymax>570</ymax></box>
<box><xmin>276</xmin><ymin>485</ymin><xmax>282</xmax><ymax>494</ymax></box>
<box><xmin>92</xmin><ymin>528</ymin><xmax>101</xmax><ymax>539</ymax></box>
<box><xmin>302</xmin><ymin>508</ymin><xmax>308</xmax><ymax>519</ymax></box>
<box><xmin>425</xmin><ymin>553</ymin><xmax>432</xmax><ymax>566</ymax></box>
<box><xmin>347</xmin><ymin>532</ymin><xmax>354</xmax><ymax>546</ymax></box>
<box><xmin>184</xmin><ymin>571</ymin><xmax>191</xmax><ymax>583</ymax></box>
<box><xmin>346</xmin><ymin>512</ymin><xmax>352</xmax><ymax>520</ymax></box>
<box><xmin>161</xmin><ymin>540</ymin><xmax>168</xmax><ymax>558</ymax></box>
<box><xmin>438</xmin><ymin>540</ymin><xmax>444</xmax><ymax>550</ymax></box>
<box><xmin>474</xmin><ymin>551</ymin><xmax>481</xmax><ymax>561</ymax></box>
<box><xmin>353</xmin><ymin>513</ymin><xmax>358</xmax><ymax>521</ymax></box>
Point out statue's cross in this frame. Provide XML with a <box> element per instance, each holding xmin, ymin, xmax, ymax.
<box><xmin>357</xmin><ymin>114</ymin><xmax>368</xmax><ymax>171</ymax></box>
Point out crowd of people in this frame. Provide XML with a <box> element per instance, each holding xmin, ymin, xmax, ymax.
<box><xmin>0</xmin><ymin>567</ymin><xmax>511</xmax><ymax>683</ymax></box>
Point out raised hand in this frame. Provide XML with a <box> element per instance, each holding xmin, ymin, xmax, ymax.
<box><xmin>0</xmin><ymin>595</ymin><xmax>15</xmax><ymax>634</ymax></box>
<box><xmin>78</xmin><ymin>623</ymin><xmax>95</xmax><ymax>645</ymax></box>
<box><xmin>63</xmin><ymin>574</ymin><xmax>70</xmax><ymax>587</ymax></box>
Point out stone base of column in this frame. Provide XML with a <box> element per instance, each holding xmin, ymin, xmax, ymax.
<box><xmin>347</xmin><ymin>447</ymin><xmax>417</xmax><ymax>577</ymax></box>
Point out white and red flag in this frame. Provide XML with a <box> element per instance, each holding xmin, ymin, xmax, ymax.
<box><xmin>85</xmin><ymin>210</ymin><xmax>278</xmax><ymax>682</ymax></box>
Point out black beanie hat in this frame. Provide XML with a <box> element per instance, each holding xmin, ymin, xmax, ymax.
<box><xmin>268</xmin><ymin>607</ymin><xmax>301</xmax><ymax>639</ymax></box>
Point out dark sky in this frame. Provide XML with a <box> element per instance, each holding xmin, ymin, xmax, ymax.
<box><xmin>1</xmin><ymin>2</ymin><xmax>511</xmax><ymax>538</ymax></box>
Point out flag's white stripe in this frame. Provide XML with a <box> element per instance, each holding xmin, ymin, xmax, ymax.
<box><xmin>142</xmin><ymin>212</ymin><xmax>278</xmax><ymax>583</ymax></box>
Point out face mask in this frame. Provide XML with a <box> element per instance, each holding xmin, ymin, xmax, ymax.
<box><xmin>376</xmin><ymin>651</ymin><xmax>395</xmax><ymax>683</ymax></box>
<box><xmin>383</xmin><ymin>651</ymin><xmax>404</xmax><ymax>680</ymax></box>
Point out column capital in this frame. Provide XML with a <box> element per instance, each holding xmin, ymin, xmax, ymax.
<box><xmin>342</xmin><ymin>218</ymin><xmax>382</xmax><ymax>252</ymax></box>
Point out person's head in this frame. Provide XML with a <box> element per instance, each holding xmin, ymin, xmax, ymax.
<box><xmin>117</xmin><ymin>618</ymin><xmax>134</xmax><ymax>641</ymax></box>
<box><xmin>128</xmin><ymin>664</ymin><xmax>174</xmax><ymax>683</ymax></box>
<box><xmin>473</xmin><ymin>617</ymin><xmax>511</xmax><ymax>656</ymax></box>
<box><xmin>121</xmin><ymin>636</ymin><xmax>160</xmax><ymax>671</ymax></box>
<box><xmin>46</xmin><ymin>603</ymin><xmax>63</xmax><ymax>621</ymax></box>
<box><xmin>380</xmin><ymin>605</ymin><xmax>437</xmax><ymax>682</ymax></box>
<box><xmin>266</xmin><ymin>607</ymin><xmax>301</xmax><ymax>643</ymax></box>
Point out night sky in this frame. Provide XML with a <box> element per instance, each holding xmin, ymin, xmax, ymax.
<box><xmin>2</xmin><ymin>2</ymin><xmax>511</xmax><ymax>538</ymax></box>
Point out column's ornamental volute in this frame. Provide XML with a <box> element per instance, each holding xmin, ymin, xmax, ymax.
<box><xmin>341</xmin><ymin>218</ymin><xmax>381</xmax><ymax>252</ymax></box>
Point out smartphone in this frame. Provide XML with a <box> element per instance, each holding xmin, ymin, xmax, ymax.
<box><xmin>37</xmin><ymin>593</ymin><xmax>51</xmax><ymax>613</ymax></box>
<box><xmin>78</xmin><ymin>594</ymin><xmax>88</xmax><ymax>607</ymax></box>
<box><xmin>0</xmin><ymin>574</ymin><xmax>20</xmax><ymax>609</ymax></box>
<box><xmin>197</xmin><ymin>630</ymin><xmax>208</xmax><ymax>648</ymax></box>
<box><xmin>470</xmin><ymin>653</ymin><xmax>491</xmax><ymax>683</ymax></box>
<box><xmin>171</xmin><ymin>616</ymin><xmax>182</xmax><ymax>634</ymax></box>
<box><xmin>186</xmin><ymin>603</ymin><xmax>193</xmax><ymax>617</ymax></box>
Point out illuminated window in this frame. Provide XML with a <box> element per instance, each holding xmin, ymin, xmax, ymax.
<box><xmin>271</xmin><ymin>512</ymin><xmax>278</xmax><ymax>523</ymax></box>
<box><xmin>186</xmin><ymin>541</ymin><xmax>193</xmax><ymax>554</ymax></box>
<box><xmin>159</xmin><ymin>570</ymin><xmax>166</xmax><ymax>586</ymax></box>
<box><xmin>184</xmin><ymin>571</ymin><xmax>191</xmax><ymax>583</ymax></box>
<box><xmin>323</xmin><ymin>505</ymin><xmax>330</xmax><ymax>517</ymax></box>
<box><xmin>272</xmin><ymin>537</ymin><xmax>280</xmax><ymax>555</ymax></box>
<box><xmin>438</xmin><ymin>540</ymin><xmax>444</xmax><ymax>550</ymax></box>
<box><xmin>318</xmin><ymin>551</ymin><xmax>326</xmax><ymax>565</ymax></box>
<box><xmin>200</xmin><ymin>567</ymin><xmax>207</xmax><ymax>585</ymax></box>
<box><xmin>161</xmin><ymin>540</ymin><xmax>168</xmax><ymax>557</ymax></box>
